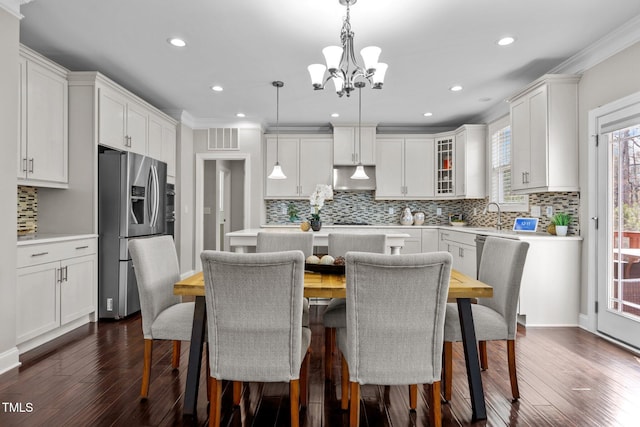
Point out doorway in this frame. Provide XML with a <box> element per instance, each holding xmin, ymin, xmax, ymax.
<box><xmin>195</xmin><ymin>152</ymin><xmax>251</xmax><ymax>271</ymax></box>
<box><xmin>592</xmin><ymin>94</ymin><xmax>640</xmax><ymax>349</ymax></box>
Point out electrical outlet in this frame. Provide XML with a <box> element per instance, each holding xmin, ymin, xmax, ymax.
<box><xmin>436</xmin><ymin>207</ymin><xmax>442</xmax><ymax>216</ymax></box>
<box><xmin>530</xmin><ymin>206</ymin><xmax>541</xmax><ymax>217</ymax></box>
<box><xmin>281</xmin><ymin>204</ymin><xmax>287</xmax><ymax>214</ymax></box>
<box><xmin>546</xmin><ymin>206</ymin><xmax>554</xmax><ymax>217</ymax></box>
<box><xmin>388</xmin><ymin>207</ymin><xmax>395</xmax><ymax>215</ymax></box>
<box><xmin>106</xmin><ymin>298</ymin><xmax>113</xmax><ymax>312</ymax></box>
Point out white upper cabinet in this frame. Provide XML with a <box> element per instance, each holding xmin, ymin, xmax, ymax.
<box><xmin>265</xmin><ymin>136</ymin><xmax>333</xmax><ymax>199</ymax></box>
<box><xmin>149</xmin><ymin>114</ymin><xmax>177</xmax><ymax>182</ymax></box>
<box><xmin>333</xmin><ymin>125</ymin><xmax>376</xmax><ymax>165</ymax></box>
<box><xmin>509</xmin><ymin>74</ymin><xmax>580</xmax><ymax>193</ymax></box>
<box><xmin>435</xmin><ymin>125</ymin><xmax>486</xmax><ymax>199</ymax></box>
<box><xmin>18</xmin><ymin>47</ymin><xmax>69</xmax><ymax>188</ymax></box>
<box><xmin>375</xmin><ymin>136</ymin><xmax>434</xmax><ymax>199</ymax></box>
<box><xmin>98</xmin><ymin>85</ymin><xmax>147</xmax><ymax>155</ymax></box>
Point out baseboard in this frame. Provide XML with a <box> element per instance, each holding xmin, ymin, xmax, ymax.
<box><xmin>578</xmin><ymin>313</ymin><xmax>591</xmax><ymax>331</ymax></box>
<box><xmin>0</xmin><ymin>347</ymin><xmax>21</xmax><ymax>376</ymax></box>
<box><xmin>17</xmin><ymin>315</ymin><xmax>91</xmax><ymax>354</ymax></box>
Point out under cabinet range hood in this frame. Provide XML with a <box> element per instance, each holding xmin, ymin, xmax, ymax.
<box><xmin>332</xmin><ymin>166</ymin><xmax>376</xmax><ymax>191</ymax></box>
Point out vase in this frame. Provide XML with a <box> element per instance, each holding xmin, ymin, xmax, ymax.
<box><xmin>310</xmin><ymin>219</ymin><xmax>322</xmax><ymax>232</ymax></box>
<box><xmin>555</xmin><ymin>225</ymin><xmax>568</xmax><ymax>236</ymax></box>
<box><xmin>399</xmin><ymin>207</ymin><xmax>414</xmax><ymax>226</ymax></box>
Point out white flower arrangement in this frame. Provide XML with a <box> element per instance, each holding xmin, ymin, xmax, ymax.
<box><xmin>309</xmin><ymin>184</ymin><xmax>333</xmax><ymax>220</ymax></box>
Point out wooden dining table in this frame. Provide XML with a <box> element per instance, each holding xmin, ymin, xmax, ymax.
<box><xmin>175</xmin><ymin>268</ymin><xmax>493</xmax><ymax>421</ymax></box>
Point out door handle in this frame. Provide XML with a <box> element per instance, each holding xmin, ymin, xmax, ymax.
<box><xmin>63</xmin><ymin>265</ymin><xmax>68</xmax><ymax>282</ymax></box>
<box><xmin>22</xmin><ymin>158</ymin><xmax>28</xmax><ymax>173</ymax></box>
<box><xmin>30</xmin><ymin>252</ymin><xmax>49</xmax><ymax>257</ymax></box>
<box><xmin>28</xmin><ymin>158</ymin><xmax>34</xmax><ymax>173</ymax></box>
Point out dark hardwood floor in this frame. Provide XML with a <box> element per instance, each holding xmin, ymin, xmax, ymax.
<box><xmin>1</xmin><ymin>305</ymin><xmax>640</xmax><ymax>426</ymax></box>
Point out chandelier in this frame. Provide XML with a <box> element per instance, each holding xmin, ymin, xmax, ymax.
<box><xmin>307</xmin><ymin>0</ymin><xmax>387</xmax><ymax>97</ymax></box>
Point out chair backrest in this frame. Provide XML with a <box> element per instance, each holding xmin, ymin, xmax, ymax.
<box><xmin>328</xmin><ymin>233</ymin><xmax>387</xmax><ymax>256</ymax></box>
<box><xmin>344</xmin><ymin>251</ymin><xmax>452</xmax><ymax>385</ymax></box>
<box><xmin>256</xmin><ymin>232</ymin><xmax>314</xmax><ymax>258</ymax></box>
<box><xmin>129</xmin><ymin>235</ymin><xmax>181</xmax><ymax>339</ymax></box>
<box><xmin>478</xmin><ymin>237</ymin><xmax>529</xmax><ymax>339</ymax></box>
<box><xmin>200</xmin><ymin>250</ymin><xmax>306</xmax><ymax>382</ymax></box>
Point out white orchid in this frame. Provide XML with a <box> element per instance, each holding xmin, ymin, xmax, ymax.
<box><xmin>309</xmin><ymin>184</ymin><xmax>333</xmax><ymax>220</ymax></box>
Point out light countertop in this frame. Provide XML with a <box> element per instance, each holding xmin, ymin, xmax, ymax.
<box><xmin>17</xmin><ymin>233</ymin><xmax>98</xmax><ymax>246</ymax></box>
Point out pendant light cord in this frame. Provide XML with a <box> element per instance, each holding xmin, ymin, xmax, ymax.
<box><xmin>276</xmin><ymin>83</ymin><xmax>280</xmax><ymax>164</ymax></box>
<box><xmin>358</xmin><ymin>85</ymin><xmax>362</xmax><ymax>163</ymax></box>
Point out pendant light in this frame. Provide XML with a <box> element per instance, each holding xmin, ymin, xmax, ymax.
<box><xmin>268</xmin><ymin>81</ymin><xmax>287</xmax><ymax>179</ymax></box>
<box><xmin>351</xmin><ymin>82</ymin><xmax>369</xmax><ymax>179</ymax></box>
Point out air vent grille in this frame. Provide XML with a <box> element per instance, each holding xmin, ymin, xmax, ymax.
<box><xmin>208</xmin><ymin>128</ymin><xmax>239</xmax><ymax>150</ymax></box>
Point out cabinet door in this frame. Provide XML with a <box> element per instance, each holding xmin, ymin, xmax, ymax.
<box><xmin>60</xmin><ymin>255</ymin><xmax>96</xmax><ymax>325</ymax></box>
<box><xmin>404</xmin><ymin>138</ymin><xmax>434</xmax><ymax>198</ymax></box>
<box><xmin>265</xmin><ymin>137</ymin><xmax>299</xmax><ymax>198</ymax></box>
<box><xmin>333</xmin><ymin>127</ymin><xmax>356</xmax><ymax>165</ymax></box>
<box><xmin>16</xmin><ymin>261</ymin><xmax>60</xmax><ymax>344</ymax></box>
<box><xmin>510</xmin><ymin>97</ymin><xmax>530</xmax><ymax>191</ymax></box>
<box><xmin>126</xmin><ymin>101</ymin><xmax>148</xmax><ymax>155</ymax></box>
<box><xmin>436</xmin><ymin>137</ymin><xmax>455</xmax><ymax>197</ymax></box>
<box><xmin>455</xmin><ymin>131</ymin><xmax>466</xmax><ymax>197</ymax></box>
<box><xmin>357</xmin><ymin>126</ymin><xmax>376</xmax><ymax>165</ymax></box>
<box><xmin>421</xmin><ymin>229</ymin><xmax>439</xmax><ymax>252</ymax></box>
<box><xmin>25</xmin><ymin>60</ymin><xmax>68</xmax><ymax>184</ymax></box>
<box><xmin>17</xmin><ymin>56</ymin><xmax>27</xmax><ymax>179</ymax></box>
<box><xmin>375</xmin><ymin>138</ymin><xmax>404</xmax><ymax>198</ymax></box>
<box><xmin>98</xmin><ymin>87</ymin><xmax>127</xmax><ymax>149</ymax></box>
<box><xmin>458</xmin><ymin>244</ymin><xmax>477</xmax><ymax>278</ymax></box>
<box><xmin>162</xmin><ymin>123</ymin><xmax>177</xmax><ymax>179</ymax></box>
<box><xmin>299</xmin><ymin>138</ymin><xmax>333</xmax><ymax>197</ymax></box>
<box><xmin>147</xmin><ymin>116</ymin><xmax>163</xmax><ymax>160</ymax></box>
<box><xmin>527</xmin><ymin>86</ymin><xmax>548</xmax><ymax>189</ymax></box>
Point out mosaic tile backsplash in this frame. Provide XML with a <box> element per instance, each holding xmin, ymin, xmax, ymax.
<box><xmin>18</xmin><ymin>186</ymin><xmax>38</xmax><ymax>234</ymax></box>
<box><xmin>266</xmin><ymin>191</ymin><xmax>581</xmax><ymax>235</ymax></box>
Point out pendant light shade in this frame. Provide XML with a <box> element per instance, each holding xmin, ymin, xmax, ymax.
<box><xmin>351</xmin><ymin>83</ymin><xmax>369</xmax><ymax>180</ymax></box>
<box><xmin>268</xmin><ymin>81</ymin><xmax>287</xmax><ymax>180</ymax></box>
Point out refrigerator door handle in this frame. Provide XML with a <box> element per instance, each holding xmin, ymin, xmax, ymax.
<box><xmin>150</xmin><ymin>164</ymin><xmax>160</xmax><ymax>228</ymax></box>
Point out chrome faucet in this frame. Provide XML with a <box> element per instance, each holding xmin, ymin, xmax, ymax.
<box><xmin>484</xmin><ymin>202</ymin><xmax>503</xmax><ymax>230</ymax></box>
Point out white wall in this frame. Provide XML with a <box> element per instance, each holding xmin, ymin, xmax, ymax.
<box><xmin>0</xmin><ymin>6</ymin><xmax>20</xmax><ymax>373</ymax></box>
<box><xmin>177</xmin><ymin>123</ymin><xmax>194</xmax><ymax>274</ymax></box>
<box><xmin>578</xmin><ymin>42</ymin><xmax>640</xmax><ymax>315</ymax></box>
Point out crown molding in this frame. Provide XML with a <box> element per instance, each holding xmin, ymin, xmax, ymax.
<box><xmin>0</xmin><ymin>0</ymin><xmax>32</xmax><ymax>19</ymax></box>
<box><xmin>550</xmin><ymin>13</ymin><xmax>640</xmax><ymax>74</ymax></box>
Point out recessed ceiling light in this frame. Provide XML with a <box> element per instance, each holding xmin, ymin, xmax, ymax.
<box><xmin>423</xmin><ymin>112</ymin><xmax>433</xmax><ymax>117</ymax></box>
<box><xmin>236</xmin><ymin>113</ymin><xmax>246</xmax><ymax>118</ymax></box>
<box><xmin>497</xmin><ymin>36</ymin><xmax>515</xmax><ymax>46</ymax></box>
<box><xmin>168</xmin><ymin>38</ymin><xmax>186</xmax><ymax>47</ymax></box>
<box><xmin>211</xmin><ymin>85</ymin><xmax>223</xmax><ymax>92</ymax></box>
<box><xmin>331</xmin><ymin>113</ymin><xmax>340</xmax><ymax>118</ymax></box>
<box><xmin>450</xmin><ymin>85</ymin><xmax>463</xmax><ymax>92</ymax></box>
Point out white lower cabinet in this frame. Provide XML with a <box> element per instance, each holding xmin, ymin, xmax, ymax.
<box><xmin>421</xmin><ymin>229</ymin><xmax>439</xmax><ymax>253</ymax></box>
<box><xmin>438</xmin><ymin>229</ymin><xmax>477</xmax><ymax>278</ymax></box>
<box><xmin>16</xmin><ymin>238</ymin><xmax>97</xmax><ymax>349</ymax></box>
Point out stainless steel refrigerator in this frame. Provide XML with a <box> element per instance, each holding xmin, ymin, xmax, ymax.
<box><xmin>98</xmin><ymin>150</ymin><xmax>167</xmax><ymax>319</ymax></box>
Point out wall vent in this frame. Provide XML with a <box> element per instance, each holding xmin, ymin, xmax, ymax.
<box><xmin>208</xmin><ymin>128</ymin><xmax>239</xmax><ymax>150</ymax></box>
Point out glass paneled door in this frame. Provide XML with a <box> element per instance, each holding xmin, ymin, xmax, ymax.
<box><xmin>596</xmin><ymin>100</ymin><xmax>640</xmax><ymax>349</ymax></box>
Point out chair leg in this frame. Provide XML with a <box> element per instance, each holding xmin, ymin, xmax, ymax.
<box><xmin>507</xmin><ymin>339</ymin><xmax>520</xmax><ymax>400</ymax></box>
<box><xmin>209</xmin><ymin>377</ymin><xmax>222</xmax><ymax>427</ymax></box>
<box><xmin>233</xmin><ymin>381</ymin><xmax>242</xmax><ymax>406</ymax></box>
<box><xmin>429</xmin><ymin>381</ymin><xmax>442</xmax><ymax>427</ymax></box>
<box><xmin>205</xmin><ymin>343</ymin><xmax>211</xmax><ymax>401</ymax></box>
<box><xmin>171</xmin><ymin>340</ymin><xmax>181</xmax><ymax>369</ymax></box>
<box><xmin>341</xmin><ymin>352</ymin><xmax>349</xmax><ymax>410</ymax></box>
<box><xmin>140</xmin><ymin>339</ymin><xmax>153</xmax><ymax>399</ymax></box>
<box><xmin>443</xmin><ymin>341</ymin><xmax>453</xmax><ymax>401</ymax></box>
<box><xmin>409</xmin><ymin>384</ymin><xmax>418</xmax><ymax>411</ymax></box>
<box><xmin>479</xmin><ymin>340</ymin><xmax>488</xmax><ymax>370</ymax></box>
<box><xmin>290</xmin><ymin>379</ymin><xmax>300</xmax><ymax>427</ymax></box>
<box><xmin>349</xmin><ymin>381</ymin><xmax>360</xmax><ymax>427</ymax></box>
<box><xmin>325</xmin><ymin>327</ymin><xmax>335</xmax><ymax>380</ymax></box>
<box><xmin>300</xmin><ymin>349</ymin><xmax>311</xmax><ymax>407</ymax></box>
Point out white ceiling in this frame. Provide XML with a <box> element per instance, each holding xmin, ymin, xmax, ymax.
<box><xmin>17</xmin><ymin>0</ymin><xmax>640</xmax><ymax>129</ymax></box>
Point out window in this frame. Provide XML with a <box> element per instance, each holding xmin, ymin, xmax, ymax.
<box><xmin>489</xmin><ymin>116</ymin><xmax>528</xmax><ymax>211</ymax></box>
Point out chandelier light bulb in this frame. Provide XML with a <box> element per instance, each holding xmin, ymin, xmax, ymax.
<box><xmin>351</xmin><ymin>164</ymin><xmax>369</xmax><ymax>180</ymax></box>
<box><xmin>332</xmin><ymin>77</ymin><xmax>345</xmax><ymax>94</ymax></box>
<box><xmin>372</xmin><ymin>63</ymin><xmax>388</xmax><ymax>87</ymax></box>
<box><xmin>308</xmin><ymin>64</ymin><xmax>327</xmax><ymax>88</ymax></box>
<box><xmin>268</xmin><ymin>163</ymin><xmax>287</xmax><ymax>180</ymax></box>
<box><xmin>360</xmin><ymin>46</ymin><xmax>381</xmax><ymax>72</ymax></box>
<box><xmin>322</xmin><ymin>46</ymin><xmax>343</xmax><ymax>70</ymax></box>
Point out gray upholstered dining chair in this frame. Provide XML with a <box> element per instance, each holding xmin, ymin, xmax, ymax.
<box><xmin>442</xmin><ymin>236</ymin><xmax>529</xmax><ymax>402</ymax></box>
<box><xmin>256</xmin><ymin>231</ymin><xmax>314</xmax><ymax>258</ymax></box>
<box><xmin>322</xmin><ymin>233</ymin><xmax>387</xmax><ymax>379</ymax></box>
<box><xmin>200</xmin><ymin>250</ymin><xmax>311</xmax><ymax>427</ymax></box>
<box><xmin>256</xmin><ymin>231</ymin><xmax>313</xmax><ymax>328</ymax></box>
<box><xmin>128</xmin><ymin>235</ymin><xmax>195</xmax><ymax>400</ymax></box>
<box><xmin>337</xmin><ymin>251</ymin><xmax>452</xmax><ymax>427</ymax></box>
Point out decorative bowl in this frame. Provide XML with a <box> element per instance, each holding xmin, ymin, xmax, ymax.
<box><xmin>449</xmin><ymin>221</ymin><xmax>468</xmax><ymax>227</ymax></box>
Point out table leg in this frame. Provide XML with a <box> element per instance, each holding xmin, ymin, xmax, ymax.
<box><xmin>183</xmin><ymin>295</ymin><xmax>207</xmax><ymax>418</ymax></box>
<box><xmin>456</xmin><ymin>297</ymin><xmax>487</xmax><ymax>421</ymax></box>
